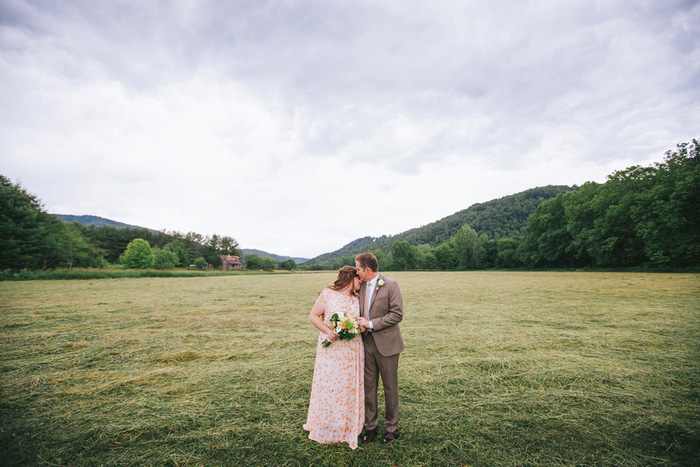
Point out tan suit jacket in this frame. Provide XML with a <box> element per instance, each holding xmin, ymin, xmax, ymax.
<box><xmin>359</xmin><ymin>274</ymin><xmax>404</xmax><ymax>356</ymax></box>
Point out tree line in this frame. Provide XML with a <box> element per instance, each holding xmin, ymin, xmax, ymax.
<box><xmin>0</xmin><ymin>176</ymin><xmax>300</xmax><ymax>273</ymax></box>
<box><xmin>0</xmin><ymin>176</ymin><xmax>242</xmax><ymax>272</ymax></box>
<box><xmin>3</xmin><ymin>139</ymin><xmax>697</xmax><ymax>273</ymax></box>
<box><xmin>301</xmin><ymin>140</ymin><xmax>699</xmax><ymax>270</ymax></box>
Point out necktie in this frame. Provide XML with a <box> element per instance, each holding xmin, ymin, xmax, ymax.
<box><xmin>365</xmin><ymin>283</ymin><xmax>373</xmax><ymax>318</ymax></box>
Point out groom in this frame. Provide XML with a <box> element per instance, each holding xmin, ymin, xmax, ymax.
<box><xmin>355</xmin><ymin>252</ymin><xmax>404</xmax><ymax>444</ymax></box>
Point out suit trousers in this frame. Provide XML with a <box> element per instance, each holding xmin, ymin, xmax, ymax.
<box><xmin>363</xmin><ymin>332</ymin><xmax>400</xmax><ymax>432</ymax></box>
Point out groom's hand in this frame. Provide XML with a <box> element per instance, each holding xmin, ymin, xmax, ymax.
<box><xmin>357</xmin><ymin>317</ymin><xmax>369</xmax><ymax>332</ymax></box>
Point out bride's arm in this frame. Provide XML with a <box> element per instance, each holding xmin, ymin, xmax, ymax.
<box><xmin>309</xmin><ymin>294</ymin><xmax>338</xmax><ymax>342</ymax></box>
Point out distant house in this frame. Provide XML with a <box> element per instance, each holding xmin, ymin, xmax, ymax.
<box><xmin>220</xmin><ymin>255</ymin><xmax>242</xmax><ymax>270</ymax></box>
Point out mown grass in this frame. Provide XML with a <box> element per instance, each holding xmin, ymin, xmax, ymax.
<box><xmin>1</xmin><ymin>272</ymin><xmax>698</xmax><ymax>466</ymax></box>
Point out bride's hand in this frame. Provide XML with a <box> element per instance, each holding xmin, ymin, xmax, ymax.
<box><xmin>326</xmin><ymin>331</ymin><xmax>338</xmax><ymax>342</ymax></box>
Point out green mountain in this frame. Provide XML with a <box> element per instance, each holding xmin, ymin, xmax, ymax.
<box><xmin>307</xmin><ymin>185</ymin><xmax>575</xmax><ymax>264</ymax></box>
<box><xmin>56</xmin><ymin>214</ymin><xmax>150</xmax><ymax>230</ymax></box>
<box><xmin>241</xmin><ymin>249</ymin><xmax>309</xmax><ymax>264</ymax></box>
<box><xmin>56</xmin><ymin>215</ymin><xmax>310</xmax><ymax>263</ymax></box>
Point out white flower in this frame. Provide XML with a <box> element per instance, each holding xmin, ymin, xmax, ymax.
<box><xmin>377</xmin><ymin>279</ymin><xmax>385</xmax><ymax>288</ymax></box>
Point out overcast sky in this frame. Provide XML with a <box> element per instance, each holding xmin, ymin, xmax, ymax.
<box><xmin>1</xmin><ymin>1</ymin><xmax>699</xmax><ymax>259</ymax></box>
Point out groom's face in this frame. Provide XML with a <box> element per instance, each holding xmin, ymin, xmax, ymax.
<box><xmin>355</xmin><ymin>261</ymin><xmax>370</xmax><ymax>281</ymax></box>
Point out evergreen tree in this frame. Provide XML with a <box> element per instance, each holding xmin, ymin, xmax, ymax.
<box><xmin>0</xmin><ymin>175</ymin><xmax>74</xmax><ymax>271</ymax></box>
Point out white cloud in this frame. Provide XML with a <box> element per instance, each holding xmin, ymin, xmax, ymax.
<box><xmin>1</xmin><ymin>0</ymin><xmax>699</xmax><ymax>258</ymax></box>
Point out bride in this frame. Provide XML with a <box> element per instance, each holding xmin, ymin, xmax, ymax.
<box><xmin>303</xmin><ymin>266</ymin><xmax>364</xmax><ymax>450</ymax></box>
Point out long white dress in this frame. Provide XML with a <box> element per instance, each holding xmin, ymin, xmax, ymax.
<box><xmin>303</xmin><ymin>288</ymin><xmax>365</xmax><ymax>449</ymax></box>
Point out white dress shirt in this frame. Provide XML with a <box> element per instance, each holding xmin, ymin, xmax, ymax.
<box><xmin>365</xmin><ymin>275</ymin><xmax>379</xmax><ymax>331</ymax></box>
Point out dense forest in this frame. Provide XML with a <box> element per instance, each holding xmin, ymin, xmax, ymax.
<box><xmin>302</xmin><ymin>139</ymin><xmax>699</xmax><ymax>270</ymax></box>
<box><xmin>2</xmin><ymin>139</ymin><xmax>698</xmax><ymax>274</ymax></box>
<box><xmin>518</xmin><ymin>140</ymin><xmax>700</xmax><ymax>268</ymax></box>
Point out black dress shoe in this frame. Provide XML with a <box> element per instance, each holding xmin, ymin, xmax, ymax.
<box><xmin>362</xmin><ymin>429</ymin><xmax>377</xmax><ymax>443</ymax></box>
<box><xmin>382</xmin><ymin>431</ymin><xmax>397</xmax><ymax>444</ymax></box>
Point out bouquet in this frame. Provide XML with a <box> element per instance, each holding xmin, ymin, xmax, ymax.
<box><xmin>322</xmin><ymin>311</ymin><xmax>361</xmax><ymax>348</ymax></box>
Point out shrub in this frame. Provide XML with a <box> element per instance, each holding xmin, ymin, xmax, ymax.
<box><xmin>153</xmin><ymin>248</ymin><xmax>178</xmax><ymax>270</ymax></box>
<box><xmin>120</xmin><ymin>239</ymin><xmax>154</xmax><ymax>269</ymax></box>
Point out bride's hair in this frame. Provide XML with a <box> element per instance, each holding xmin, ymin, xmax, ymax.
<box><xmin>327</xmin><ymin>265</ymin><xmax>359</xmax><ymax>295</ymax></box>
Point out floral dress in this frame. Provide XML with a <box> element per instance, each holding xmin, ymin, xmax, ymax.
<box><xmin>303</xmin><ymin>288</ymin><xmax>365</xmax><ymax>450</ymax></box>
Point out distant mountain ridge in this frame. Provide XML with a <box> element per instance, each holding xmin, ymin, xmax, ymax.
<box><xmin>56</xmin><ymin>185</ymin><xmax>574</xmax><ymax>266</ymax></box>
<box><xmin>240</xmin><ymin>249</ymin><xmax>309</xmax><ymax>264</ymax></box>
<box><xmin>307</xmin><ymin>185</ymin><xmax>575</xmax><ymax>264</ymax></box>
<box><xmin>56</xmin><ymin>214</ymin><xmax>152</xmax><ymax>230</ymax></box>
<box><xmin>56</xmin><ymin>214</ymin><xmax>311</xmax><ymax>264</ymax></box>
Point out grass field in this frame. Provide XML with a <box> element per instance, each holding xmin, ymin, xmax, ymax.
<box><xmin>1</xmin><ymin>271</ymin><xmax>699</xmax><ymax>466</ymax></box>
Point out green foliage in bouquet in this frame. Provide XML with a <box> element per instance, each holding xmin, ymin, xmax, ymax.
<box><xmin>321</xmin><ymin>312</ymin><xmax>361</xmax><ymax>347</ymax></box>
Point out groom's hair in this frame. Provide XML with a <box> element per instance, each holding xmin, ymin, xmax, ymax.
<box><xmin>355</xmin><ymin>253</ymin><xmax>378</xmax><ymax>272</ymax></box>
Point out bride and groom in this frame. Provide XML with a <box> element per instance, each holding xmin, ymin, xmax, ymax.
<box><xmin>303</xmin><ymin>252</ymin><xmax>404</xmax><ymax>450</ymax></box>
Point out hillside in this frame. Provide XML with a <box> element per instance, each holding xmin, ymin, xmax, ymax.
<box><xmin>55</xmin><ymin>185</ymin><xmax>573</xmax><ymax>266</ymax></box>
<box><xmin>56</xmin><ymin>215</ymin><xmax>310</xmax><ymax>264</ymax></box>
<box><xmin>56</xmin><ymin>214</ymin><xmax>151</xmax><ymax>230</ymax></box>
<box><xmin>307</xmin><ymin>185</ymin><xmax>575</xmax><ymax>264</ymax></box>
<box><xmin>241</xmin><ymin>249</ymin><xmax>309</xmax><ymax>264</ymax></box>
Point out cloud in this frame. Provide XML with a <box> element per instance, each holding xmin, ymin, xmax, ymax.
<box><xmin>1</xmin><ymin>0</ymin><xmax>699</xmax><ymax>258</ymax></box>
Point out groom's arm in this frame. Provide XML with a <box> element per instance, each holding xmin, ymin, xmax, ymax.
<box><xmin>371</xmin><ymin>281</ymin><xmax>403</xmax><ymax>331</ymax></box>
